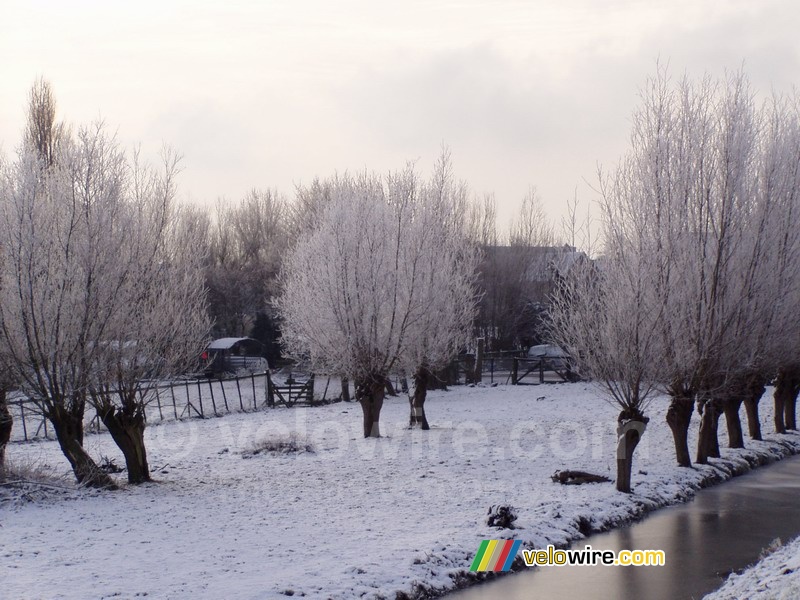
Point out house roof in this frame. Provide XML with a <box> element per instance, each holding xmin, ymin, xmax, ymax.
<box><xmin>206</xmin><ymin>337</ymin><xmax>253</xmax><ymax>350</ymax></box>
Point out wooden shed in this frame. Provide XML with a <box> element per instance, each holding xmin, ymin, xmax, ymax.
<box><xmin>201</xmin><ymin>337</ymin><xmax>268</xmax><ymax>377</ymax></box>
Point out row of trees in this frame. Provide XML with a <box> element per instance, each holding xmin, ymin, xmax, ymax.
<box><xmin>200</xmin><ymin>196</ymin><xmax>568</xmax><ymax>360</ymax></box>
<box><xmin>12</xmin><ymin>70</ymin><xmax>795</xmax><ymax>498</ymax></box>
<box><xmin>0</xmin><ymin>80</ymin><xmax>563</xmax><ymax>485</ymax></box>
<box><xmin>552</xmin><ymin>68</ymin><xmax>800</xmax><ymax>491</ymax></box>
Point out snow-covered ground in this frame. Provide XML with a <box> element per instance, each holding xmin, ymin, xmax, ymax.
<box><xmin>2</xmin><ymin>383</ymin><xmax>799</xmax><ymax>599</ymax></box>
<box><xmin>705</xmin><ymin>535</ymin><xmax>800</xmax><ymax>600</ymax></box>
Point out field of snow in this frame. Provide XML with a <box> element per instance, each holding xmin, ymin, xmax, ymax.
<box><xmin>705</xmin><ymin>534</ymin><xmax>800</xmax><ymax>600</ymax></box>
<box><xmin>2</xmin><ymin>382</ymin><xmax>799</xmax><ymax>599</ymax></box>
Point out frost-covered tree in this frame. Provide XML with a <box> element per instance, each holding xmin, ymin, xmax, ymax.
<box><xmin>550</xmin><ymin>154</ymin><xmax>666</xmax><ymax>493</ymax></box>
<box><xmin>644</xmin><ymin>72</ymin><xmax>800</xmax><ymax>462</ymax></box>
<box><xmin>759</xmin><ymin>95</ymin><xmax>800</xmax><ymax>435</ymax></box>
<box><xmin>206</xmin><ymin>190</ymin><xmax>289</xmax><ymax>348</ymax></box>
<box><xmin>277</xmin><ymin>164</ymin><xmax>478</xmax><ymax>437</ymax></box>
<box><xmin>291</xmin><ymin>177</ymin><xmax>334</xmax><ymax>236</ymax></box>
<box><xmin>590</xmin><ymin>67</ymin><xmax>800</xmax><ymax>468</ymax></box>
<box><xmin>401</xmin><ymin>153</ymin><xmax>479</xmax><ymax>429</ymax></box>
<box><xmin>0</xmin><ymin>125</ymin><xmax>125</xmax><ymax>486</ymax></box>
<box><xmin>0</xmin><ymin>77</ymin><xmax>68</xmax><ymax>470</ymax></box>
<box><xmin>86</xmin><ymin>154</ymin><xmax>210</xmax><ymax>484</ymax></box>
<box><xmin>0</xmin><ymin>155</ymin><xmax>11</xmax><ymax>473</ymax></box>
<box><xmin>0</xmin><ymin>121</ymin><xmax>209</xmax><ymax>487</ymax></box>
<box><xmin>24</xmin><ymin>77</ymin><xmax>67</xmax><ymax>168</ymax></box>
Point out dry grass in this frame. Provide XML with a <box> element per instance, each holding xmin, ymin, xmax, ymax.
<box><xmin>241</xmin><ymin>432</ymin><xmax>315</xmax><ymax>458</ymax></box>
<box><xmin>0</xmin><ymin>455</ymin><xmax>77</xmax><ymax>507</ymax></box>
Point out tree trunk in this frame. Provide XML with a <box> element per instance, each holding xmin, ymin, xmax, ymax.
<box><xmin>0</xmin><ymin>389</ymin><xmax>12</xmax><ymax>471</ymax></box>
<box><xmin>774</xmin><ymin>370</ymin><xmax>790</xmax><ymax>434</ymax></box>
<box><xmin>785</xmin><ymin>384</ymin><xmax>798</xmax><ymax>431</ymax></box>
<box><xmin>616</xmin><ymin>414</ymin><xmax>647</xmax><ymax>493</ymax></box>
<box><xmin>782</xmin><ymin>371</ymin><xmax>800</xmax><ymax>431</ymax></box>
<box><xmin>99</xmin><ymin>405</ymin><xmax>151</xmax><ymax>484</ymax></box>
<box><xmin>743</xmin><ymin>376</ymin><xmax>765</xmax><ymax>441</ymax></box>
<box><xmin>474</xmin><ymin>338</ymin><xmax>485</xmax><ymax>384</ymax></box>
<box><xmin>356</xmin><ymin>374</ymin><xmax>385</xmax><ymax>438</ymax></box>
<box><xmin>696</xmin><ymin>398</ymin><xmax>722</xmax><ymax>464</ymax></box>
<box><xmin>409</xmin><ymin>366</ymin><xmax>431</xmax><ymax>430</ymax></box>
<box><xmin>722</xmin><ymin>396</ymin><xmax>745</xmax><ymax>449</ymax></box>
<box><xmin>50</xmin><ymin>405</ymin><xmax>116</xmax><ymax>488</ymax></box>
<box><xmin>666</xmin><ymin>393</ymin><xmax>693</xmax><ymax>467</ymax></box>
<box><xmin>341</xmin><ymin>378</ymin><xmax>351</xmax><ymax>402</ymax></box>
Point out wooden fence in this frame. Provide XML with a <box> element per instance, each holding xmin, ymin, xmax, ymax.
<box><xmin>511</xmin><ymin>356</ymin><xmax>580</xmax><ymax>385</ymax></box>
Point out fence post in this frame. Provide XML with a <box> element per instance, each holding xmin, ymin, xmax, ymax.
<box><xmin>322</xmin><ymin>376</ymin><xmax>330</xmax><ymax>402</ymax></box>
<box><xmin>267</xmin><ymin>372</ymin><xmax>274</xmax><ymax>408</ymax></box>
<box><xmin>218</xmin><ymin>378</ymin><xmax>229</xmax><ymax>412</ymax></box>
<box><xmin>170</xmin><ymin>383</ymin><xmax>178</xmax><ymax>420</ymax></box>
<box><xmin>154</xmin><ymin>385</ymin><xmax>164</xmax><ymax>421</ymax></box>
<box><xmin>512</xmin><ymin>358</ymin><xmax>519</xmax><ymax>385</ymax></box>
<box><xmin>197</xmin><ymin>380</ymin><xmax>205</xmax><ymax>417</ymax></box>
<box><xmin>341</xmin><ymin>378</ymin><xmax>351</xmax><ymax>402</ymax></box>
<box><xmin>235</xmin><ymin>376</ymin><xmax>244</xmax><ymax>411</ymax></box>
<box><xmin>20</xmin><ymin>401</ymin><xmax>29</xmax><ymax>442</ymax></box>
<box><xmin>251</xmin><ymin>374</ymin><xmax>257</xmax><ymax>410</ymax></box>
<box><xmin>207</xmin><ymin>379</ymin><xmax>218</xmax><ymax>415</ymax></box>
<box><xmin>475</xmin><ymin>338</ymin><xmax>484</xmax><ymax>384</ymax></box>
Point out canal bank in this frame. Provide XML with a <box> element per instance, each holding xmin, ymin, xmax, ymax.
<box><xmin>447</xmin><ymin>448</ymin><xmax>800</xmax><ymax>599</ymax></box>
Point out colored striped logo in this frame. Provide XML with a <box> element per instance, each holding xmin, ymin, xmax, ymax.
<box><xmin>470</xmin><ymin>539</ymin><xmax>522</xmax><ymax>572</ymax></box>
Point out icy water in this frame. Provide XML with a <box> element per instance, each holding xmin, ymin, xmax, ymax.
<box><xmin>449</xmin><ymin>454</ymin><xmax>800</xmax><ymax>600</ymax></box>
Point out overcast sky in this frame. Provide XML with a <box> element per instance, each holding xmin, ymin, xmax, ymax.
<box><xmin>2</xmin><ymin>0</ymin><xmax>799</xmax><ymax>228</ymax></box>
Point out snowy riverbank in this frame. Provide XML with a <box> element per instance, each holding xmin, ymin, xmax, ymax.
<box><xmin>2</xmin><ymin>383</ymin><xmax>799</xmax><ymax>599</ymax></box>
<box><xmin>704</xmin><ymin>534</ymin><xmax>800</xmax><ymax>600</ymax></box>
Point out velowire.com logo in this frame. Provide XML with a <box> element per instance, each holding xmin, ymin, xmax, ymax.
<box><xmin>469</xmin><ymin>539</ymin><xmax>522</xmax><ymax>572</ymax></box>
<box><xmin>471</xmin><ymin>540</ymin><xmax>667</xmax><ymax>570</ymax></box>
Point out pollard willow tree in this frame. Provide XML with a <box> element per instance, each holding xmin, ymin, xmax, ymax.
<box><xmin>0</xmin><ymin>126</ymin><xmax>127</xmax><ymax>487</ymax></box>
<box><xmin>0</xmin><ymin>123</ymin><xmax>209</xmax><ymax>486</ymax></box>
<box><xmin>400</xmin><ymin>154</ymin><xmax>479</xmax><ymax>429</ymax></box>
<box><xmin>277</xmin><ymin>165</ymin><xmax>478</xmax><ymax>437</ymax></box>
<box><xmin>86</xmin><ymin>156</ymin><xmax>210</xmax><ymax>484</ymax></box>
<box><xmin>550</xmin><ymin>156</ymin><xmax>666</xmax><ymax>493</ymax></box>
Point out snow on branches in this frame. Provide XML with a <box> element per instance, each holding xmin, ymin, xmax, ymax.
<box><xmin>277</xmin><ymin>161</ymin><xmax>479</xmax><ymax>436</ymax></box>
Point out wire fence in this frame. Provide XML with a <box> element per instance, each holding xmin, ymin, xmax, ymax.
<box><xmin>8</xmin><ymin>371</ymin><xmax>291</xmax><ymax>443</ymax></box>
<box><xmin>7</xmin><ymin>353</ymin><xmax>567</xmax><ymax>443</ymax></box>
